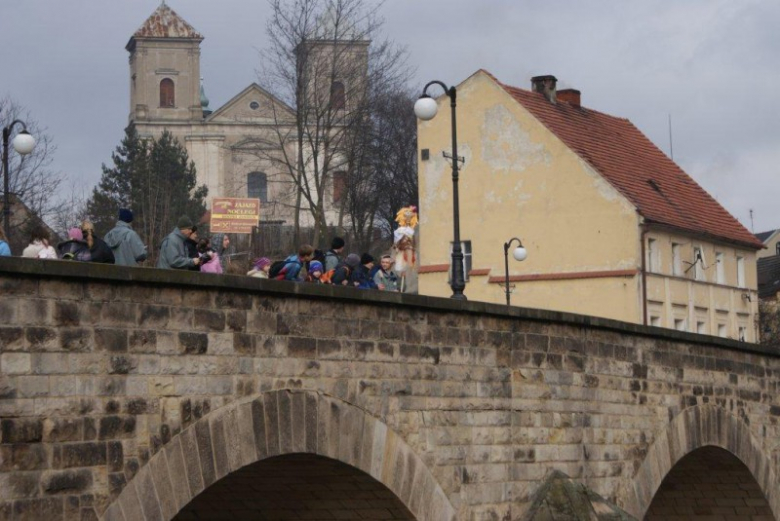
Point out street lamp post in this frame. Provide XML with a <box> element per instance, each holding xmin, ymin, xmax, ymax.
<box><xmin>2</xmin><ymin>120</ymin><xmax>36</xmax><ymax>241</ymax></box>
<box><xmin>503</xmin><ymin>237</ymin><xmax>527</xmax><ymax>306</ymax></box>
<box><xmin>414</xmin><ymin>81</ymin><xmax>467</xmax><ymax>300</ymax></box>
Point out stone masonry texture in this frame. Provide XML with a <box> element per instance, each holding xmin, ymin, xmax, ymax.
<box><xmin>1</xmin><ymin>258</ymin><xmax>780</xmax><ymax>521</ymax></box>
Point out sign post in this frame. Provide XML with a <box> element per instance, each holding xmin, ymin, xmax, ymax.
<box><xmin>209</xmin><ymin>198</ymin><xmax>260</xmax><ymax>234</ymax></box>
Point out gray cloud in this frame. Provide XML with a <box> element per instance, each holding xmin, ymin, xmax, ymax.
<box><xmin>1</xmin><ymin>0</ymin><xmax>777</xmax><ymax>231</ymax></box>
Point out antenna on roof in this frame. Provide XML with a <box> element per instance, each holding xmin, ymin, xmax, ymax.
<box><xmin>750</xmin><ymin>209</ymin><xmax>754</xmax><ymax>232</ymax></box>
<box><xmin>668</xmin><ymin>114</ymin><xmax>674</xmax><ymax>161</ymax></box>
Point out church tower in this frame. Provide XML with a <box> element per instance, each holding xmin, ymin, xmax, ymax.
<box><xmin>126</xmin><ymin>2</ymin><xmax>204</xmax><ymax>124</ymax></box>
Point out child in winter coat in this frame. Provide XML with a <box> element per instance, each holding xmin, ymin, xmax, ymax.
<box><xmin>248</xmin><ymin>257</ymin><xmax>271</xmax><ymax>278</ymax></box>
<box><xmin>197</xmin><ymin>238</ymin><xmax>222</xmax><ymax>274</ymax></box>
<box><xmin>306</xmin><ymin>261</ymin><xmax>325</xmax><ymax>283</ymax></box>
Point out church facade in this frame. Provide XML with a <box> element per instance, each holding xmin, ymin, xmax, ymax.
<box><xmin>126</xmin><ymin>3</ymin><xmax>366</xmax><ymax>227</ymax></box>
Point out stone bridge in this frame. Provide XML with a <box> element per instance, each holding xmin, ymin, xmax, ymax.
<box><xmin>1</xmin><ymin>257</ymin><xmax>779</xmax><ymax>521</ymax></box>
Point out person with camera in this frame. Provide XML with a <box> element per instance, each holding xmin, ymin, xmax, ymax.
<box><xmin>197</xmin><ymin>238</ymin><xmax>222</xmax><ymax>274</ymax></box>
<box><xmin>157</xmin><ymin>216</ymin><xmax>202</xmax><ymax>270</ymax></box>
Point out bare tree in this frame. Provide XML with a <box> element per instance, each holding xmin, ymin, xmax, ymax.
<box><xmin>0</xmin><ymin>96</ymin><xmax>64</xmax><ymax>248</ymax></box>
<box><xmin>252</xmin><ymin>0</ymin><xmax>411</xmax><ymax>247</ymax></box>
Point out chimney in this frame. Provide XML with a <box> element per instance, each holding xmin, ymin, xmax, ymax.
<box><xmin>531</xmin><ymin>75</ymin><xmax>557</xmax><ymax>103</ymax></box>
<box><xmin>557</xmin><ymin>88</ymin><xmax>581</xmax><ymax>108</ymax></box>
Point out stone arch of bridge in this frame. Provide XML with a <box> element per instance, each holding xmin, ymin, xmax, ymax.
<box><xmin>623</xmin><ymin>403</ymin><xmax>779</xmax><ymax>519</ymax></box>
<box><xmin>100</xmin><ymin>389</ymin><xmax>456</xmax><ymax>521</ymax></box>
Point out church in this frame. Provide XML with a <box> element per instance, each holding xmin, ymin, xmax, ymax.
<box><xmin>126</xmin><ymin>2</ymin><xmax>369</xmax><ymax>228</ymax></box>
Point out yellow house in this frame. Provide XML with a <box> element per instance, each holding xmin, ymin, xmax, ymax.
<box><xmin>417</xmin><ymin>70</ymin><xmax>762</xmax><ymax>341</ymax></box>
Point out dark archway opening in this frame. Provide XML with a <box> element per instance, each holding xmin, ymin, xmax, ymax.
<box><xmin>644</xmin><ymin>446</ymin><xmax>772</xmax><ymax>520</ymax></box>
<box><xmin>174</xmin><ymin>453</ymin><xmax>416</xmax><ymax>520</ymax></box>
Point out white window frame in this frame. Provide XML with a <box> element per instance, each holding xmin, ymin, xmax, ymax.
<box><xmin>737</xmin><ymin>256</ymin><xmax>745</xmax><ymax>288</ymax></box>
<box><xmin>672</xmin><ymin>243</ymin><xmax>683</xmax><ymax>276</ymax></box>
<box><xmin>738</xmin><ymin>326</ymin><xmax>747</xmax><ymax>342</ymax></box>
<box><xmin>647</xmin><ymin>238</ymin><xmax>658</xmax><ymax>273</ymax></box>
<box><xmin>693</xmin><ymin>246</ymin><xmax>705</xmax><ymax>281</ymax></box>
<box><xmin>716</xmin><ymin>252</ymin><xmax>725</xmax><ymax>284</ymax></box>
<box><xmin>718</xmin><ymin>324</ymin><xmax>727</xmax><ymax>338</ymax></box>
<box><xmin>696</xmin><ymin>321</ymin><xmax>706</xmax><ymax>334</ymax></box>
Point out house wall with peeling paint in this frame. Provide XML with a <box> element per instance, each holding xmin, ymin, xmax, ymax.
<box><xmin>417</xmin><ymin>71</ymin><xmax>641</xmax><ymax>322</ymax></box>
<box><xmin>417</xmin><ymin>71</ymin><xmax>758</xmax><ymax>341</ymax></box>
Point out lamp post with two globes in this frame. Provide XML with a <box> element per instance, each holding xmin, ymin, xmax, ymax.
<box><xmin>2</xmin><ymin>120</ymin><xmax>36</xmax><ymax>241</ymax></box>
<box><xmin>503</xmin><ymin>237</ymin><xmax>528</xmax><ymax>306</ymax></box>
<box><xmin>414</xmin><ymin>81</ymin><xmax>467</xmax><ymax>300</ymax></box>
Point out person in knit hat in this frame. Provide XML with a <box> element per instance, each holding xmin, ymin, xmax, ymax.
<box><xmin>306</xmin><ymin>260</ymin><xmax>325</xmax><ymax>283</ymax></box>
<box><xmin>247</xmin><ymin>257</ymin><xmax>272</xmax><ymax>278</ymax></box>
<box><xmin>57</xmin><ymin>228</ymin><xmax>91</xmax><ymax>261</ymax></box>
<box><xmin>324</xmin><ymin>236</ymin><xmax>346</xmax><ymax>272</ymax></box>
<box><xmin>157</xmin><ymin>215</ymin><xmax>201</xmax><ymax>270</ymax></box>
<box><xmin>350</xmin><ymin>253</ymin><xmax>377</xmax><ymax>289</ymax></box>
<box><xmin>104</xmin><ymin>208</ymin><xmax>147</xmax><ymax>266</ymax></box>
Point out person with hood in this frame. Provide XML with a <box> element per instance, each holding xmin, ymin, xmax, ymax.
<box><xmin>57</xmin><ymin>228</ymin><xmax>91</xmax><ymax>261</ymax></box>
<box><xmin>211</xmin><ymin>233</ymin><xmax>230</xmax><ymax>272</ymax></box>
<box><xmin>81</xmin><ymin>221</ymin><xmax>114</xmax><ymax>264</ymax></box>
<box><xmin>104</xmin><ymin>209</ymin><xmax>147</xmax><ymax>267</ymax></box>
<box><xmin>157</xmin><ymin>215</ymin><xmax>201</xmax><ymax>270</ymax></box>
<box><xmin>331</xmin><ymin>253</ymin><xmax>360</xmax><ymax>286</ymax></box>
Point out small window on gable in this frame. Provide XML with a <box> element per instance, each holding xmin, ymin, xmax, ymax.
<box><xmin>330</xmin><ymin>81</ymin><xmax>345</xmax><ymax>110</ymax></box>
<box><xmin>160</xmin><ymin>78</ymin><xmax>175</xmax><ymax>108</ymax></box>
<box><xmin>247</xmin><ymin>172</ymin><xmax>268</xmax><ymax>203</ymax></box>
<box><xmin>332</xmin><ymin>171</ymin><xmax>347</xmax><ymax>204</ymax></box>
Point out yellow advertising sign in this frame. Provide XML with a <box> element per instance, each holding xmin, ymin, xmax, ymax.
<box><xmin>210</xmin><ymin>198</ymin><xmax>260</xmax><ymax>234</ymax></box>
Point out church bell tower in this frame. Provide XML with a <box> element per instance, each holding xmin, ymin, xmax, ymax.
<box><xmin>126</xmin><ymin>2</ymin><xmax>204</xmax><ymax>124</ymax></box>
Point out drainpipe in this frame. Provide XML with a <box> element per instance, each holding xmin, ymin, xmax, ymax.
<box><xmin>640</xmin><ymin>224</ymin><xmax>648</xmax><ymax>326</ymax></box>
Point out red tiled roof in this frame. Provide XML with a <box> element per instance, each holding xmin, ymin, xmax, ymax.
<box><xmin>484</xmin><ymin>71</ymin><xmax>762</xmax><ymax>249</ymax></box>
<box><xmin>132</xmin><ymin>4</ymin><xmax>203</xmax><ymax>40</ymax></box>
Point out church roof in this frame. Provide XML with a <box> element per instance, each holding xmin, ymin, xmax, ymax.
<box><xmin>132</xmin><ymin>2</ymin><xmax>203</xmax><ymax>40</ymax></box>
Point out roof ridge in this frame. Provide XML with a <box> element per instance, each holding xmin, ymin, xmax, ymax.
<box><xmin>479</xmin><ymin>70</ymin><xmax>762</xmax><ymax>249</ymax></box>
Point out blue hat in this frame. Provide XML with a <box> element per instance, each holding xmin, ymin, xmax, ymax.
<box><xmin>308</xmin><ymin>261</ymin><xmax>324</xmax><ymax>274</ymax></box>
<box><xmin>118</xmin><ymin>208</ymin><xmax>134</xmax><ymax>223</ymax></box>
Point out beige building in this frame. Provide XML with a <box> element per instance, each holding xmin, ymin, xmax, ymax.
<box><xmin>417</xmin><ymin>70</ymin><xmax>762</xmax><ymax>340</ymax></box>
<box><xmin>126</xmin><ymin>3</ymin><xmax>366</xmax><ymax>226</ymax></box>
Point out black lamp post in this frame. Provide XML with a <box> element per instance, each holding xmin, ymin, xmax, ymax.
<box><xmin>414</xmin><ymin>81</ymin><xmax>467</xmax><ymax>300</ymax></box>
<box><xmin>503</xmin><ymin>237</ymin><xmax>527</xmax><ymax>306</ymax></box>
<box><xmin>2</xmin><ymin>120</ymin><xmax>36</xmax><ymax>241</ymax></box>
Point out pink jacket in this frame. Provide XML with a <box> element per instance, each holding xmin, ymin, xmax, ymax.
<box><xmin>200</xmin><ymin>253</ymin><xmax>223</xmax><ymax>274</ymax></box>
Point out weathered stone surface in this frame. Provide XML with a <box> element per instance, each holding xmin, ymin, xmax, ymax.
<box><xmin>1</xmin><ymin>259</ymin><xmax>780</xmax><ymax>521</ymax></box>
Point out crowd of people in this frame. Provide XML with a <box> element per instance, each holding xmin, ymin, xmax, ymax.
<box><xmin>0</xmin><ymin>209</ymin><xmax>402</xmax><ymax>292</ymax></box>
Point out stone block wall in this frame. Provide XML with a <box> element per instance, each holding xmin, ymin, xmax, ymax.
<box><xmin>1</xmin><ymin>258</ymin><xmax>780</xmax><ymax>520</ymax></box>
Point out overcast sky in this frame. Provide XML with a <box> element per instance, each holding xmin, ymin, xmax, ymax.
<box><xmin>2</xmin><ymin>0</ymin><xmax>778</xmax><ymax>232</ymax></box>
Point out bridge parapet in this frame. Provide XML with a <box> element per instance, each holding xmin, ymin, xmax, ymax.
<box><xmin>1</xmin><ymin>257</ymin><xmax>779</xmax><ymax>520</ymax></box>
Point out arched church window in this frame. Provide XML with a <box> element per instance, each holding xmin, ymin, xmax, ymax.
<box><xmin>330</xmin><ymin>81</ymin><xmax>345</xmax><ymax>111</ymax></box>
<box><xmin>248</xmin><ymin>172</ymin><xmax>268</xmax><ymax>203</ymax></box>
<box><xmin>160</xmin><ymin>78</ymin><xmax>175</xmax><ymax>108</ymax></box>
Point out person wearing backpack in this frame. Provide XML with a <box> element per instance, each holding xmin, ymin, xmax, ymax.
<box><xmin>274</xmin><ymin>244</ymin><xmax>314</xmax><ymax>281</ymax></box>
<box><xmin>324</xmin><ymin>237</ymin><xmax>345</xmax><ymax>272</ymax></box>
<box><xmin>331</xmin><ymin>253</ymin><xmax>360</xmax><ymax>286</ymax></box>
